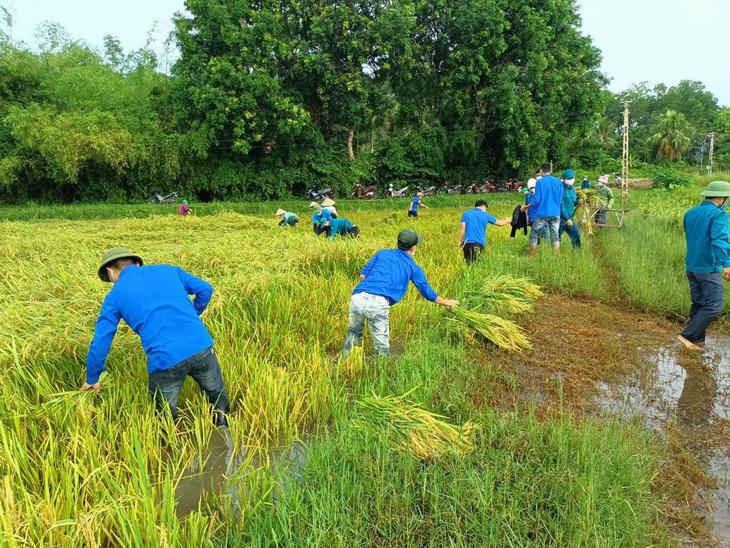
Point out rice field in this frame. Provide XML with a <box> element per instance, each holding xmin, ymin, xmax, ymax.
<box><xmin>0</xmin><ymin>192</ymin><xmax>701</xmax><ymax>545</ymax></box>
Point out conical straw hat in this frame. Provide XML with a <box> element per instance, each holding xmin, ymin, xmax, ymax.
<box><xmin>275</xmin><ymin>208</ymin><xmax>286</xmax><ymax>215</ymax></box>
<box><xmin>322</xmin><ymin>197</ymin><xmax>336</xmax><ymax>207</ymax></box>
<box><xmin>308</xmin><ymin>201</ymin><xmax>318</xmax><ymax>208</ymax></box>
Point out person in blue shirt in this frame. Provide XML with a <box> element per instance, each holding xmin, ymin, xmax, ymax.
<box><xmin>324</xmin><ymin>217</ymin><xmax>360</xmax><ymax>239</ymax></box>
<box><xmin>458</xmin><ymin>199</ymin><xmax>511</xmax><ymax>263</ymax></box>
<box><xmin>521</xmin><ymin>162</ymin><xmax>564</xmax><ymax>255</ymax></box>
<box><xmin>276</xmin><ymin>209</ymin><xmax>299</xmax><ymax>227</ymax></box>
<box><xmin>81</xmin><ymin>247</ymin><xmax>229</xmax><ymax>426</ymax></box>
<box><xmin>581</xmin><ymin>176</ymin><xmax>591</xmax><ymax>190</ymax></box>
<box><xmin>341</xmin><ymin>229</ymin><xmax>459</xmax><ymax>356</ymax></box>
<box><xmin>677</xmin><ymin>181</ymin><xmax>730</xmax><ymax>350</ymax></box>
<box><xmin>558</xmin><ymin>169</ymin><xmax>581</xmax><ymax>248</ymax></box>
<box><xmin>408</xmin><ymin>192</ymin><xmax>429</xmax><ymax>218</ymax></box>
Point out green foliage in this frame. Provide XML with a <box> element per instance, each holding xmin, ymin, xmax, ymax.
<box><xmin>650</xmin><ymin>166</ymin><xmax>691</xmax><ymax>190</ymax></box>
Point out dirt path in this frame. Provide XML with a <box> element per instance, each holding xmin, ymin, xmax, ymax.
<box><xmin>486</xmin><ymin>295</ymin><xmax>730</xmax><ymax>547</ymax></box>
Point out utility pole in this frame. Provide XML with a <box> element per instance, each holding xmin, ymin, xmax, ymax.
<box><xmin>708</xmin><ymin>132</ymin><xmax>715</xmax><ymax>175</ymax></box>
<box><xmin>621</xmin><ymin>101</ymin><xmax>629</xmax><ymax>204</ymax></box>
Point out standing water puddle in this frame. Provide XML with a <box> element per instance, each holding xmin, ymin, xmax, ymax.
<box><xmin>596</xmin><ymin>336</ymin><xmax>730</xmax><ymax>546</ymax></box>
<box><xmin>173</xmin><ymin>429</ymin><xmax>307</xmax><ymax>518</ymax></box>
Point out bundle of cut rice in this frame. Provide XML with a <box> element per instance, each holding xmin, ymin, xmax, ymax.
<box><xmin>354</xmin><ymin>392</ymin><xmax>478</xmax><ymax>460</ymax></box>
<box><xmin>447</xmin><ymin>308</ymin><xmax>532</xmax><ymax>351</ymax></box>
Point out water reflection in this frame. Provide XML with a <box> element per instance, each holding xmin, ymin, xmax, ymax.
<box><xmin>174</xmin><ymin>429</ymin><xmax>307</xmax><ymax>519</ymax></box>
<box><xmin>595</xmin><ymin>335</ymin><xmax>730</xmax><ymax>546</ymax></box>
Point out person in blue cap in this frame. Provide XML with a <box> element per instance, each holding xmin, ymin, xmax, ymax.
<box><xmin>677</xmin><ymin>180</ymin><xmax>730</xmax><ymax>350</ymax></box>
<box><xmin>559</xmin><ymin>169</ymin><xmax>581</xmax><ymax>248</ymax></box>
<box><xmin>341</xmin><ymin>229</ymin><xmax>459</xmax><ymax>356</ymax></box>
<box><xmin>82</xmin><ymin>247</ymin><xmax>230</xmax><ymax>426</ymax></box>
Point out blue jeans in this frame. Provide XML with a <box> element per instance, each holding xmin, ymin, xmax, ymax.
<box><xmin>681</xmin><ymin>271</ymin><xmax>725</xmax><ymax>343</ymax></box>
<box><xmin>530</xmin><ymin>216</ymin><xmax>560</xmax><ymax>246</ymax></box>
<box><xmin>342</xmin><ymin>292</ymin><xmax>391</xmax><ymax>356</ymax></box>
<box><xmin>148</xmin><ymin>346</ymin><xmax>229</xmax><ymax>421</ymax></box>
<box><xmin>559</xmin><ymin>219</ymin><xmax>581</xmax><ymax>248</ymax></box>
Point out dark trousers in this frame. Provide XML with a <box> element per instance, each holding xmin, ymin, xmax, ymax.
<box><xmin>148</xmin><ymin>346</ymin><xmax>229</xmax><ymax>422</ymax></box>
<box><xmin>681</xmin><ymin>271</ymin><xmax>725</xmax><ymax>343</ymax></box>
<box><xmin>559</xmin><ymin>220</ymin><xmax>581</xmax><ymax>248</ymax></box>
<box><xmin>463</xmin><ymin>243</ymin><xmax>485</xmax><ymax>263</ymax></box>
<box><xmin>346</xmin><ymin>226</ymin><xmax>360</xmax><ymax>238</ymax></box>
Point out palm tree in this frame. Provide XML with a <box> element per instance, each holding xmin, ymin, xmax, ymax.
<box><xmin>646</xmin><ymin>109</ymin><xmax>692</xmax><ymax>161</ymax></box>
<box><xmin>592</xmin><ymin>116</ymin><xmax>618</xmax><ymax>150</ymax></box>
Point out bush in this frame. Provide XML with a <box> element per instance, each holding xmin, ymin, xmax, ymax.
<box><xmin>651</xmin><ymin>166</ymin><xmax>691</xmax><ymax>190</ymax></box>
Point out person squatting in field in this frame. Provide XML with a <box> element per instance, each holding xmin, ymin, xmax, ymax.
<box><xmin>341</xmin><ymin>229</ymin><xmax>459</xmax><ymax>356</ymax></box>
<box><xmin>677</xmin><ymin>181</ymin><xmax>730</xmax><ymax>350</ymax></box>
<box><xmin>521</xmin><ymin>162</ymin><xmax>564</xmax><ymax>255</ymax></box>
<box><xmin>458</xmin><ymin>199</ymin><xmax>511</xmax><ymax>263</ymax></box>
<box><xmin>179</xmin><ymin>200</ymin><xmax>191</xmax><ymax>216</ymax></box>
<box><xmin>311</xmin><ymin>203</ymin><xmax>334</xmax><ymax>236</ymax></box>
<box><xmin>276</xmin><ymin>208</ymin><xmax>299</xmax><ymax>227</ymax></box>
<box><xmin>408</xmin><ymin>192</ymin><xmax>428</xmax><ymax>218</ymax></box>
<box><xmin>82</xmin><ymin>247</ymin><xmax>230</xmax><ymax>426</ymax></box>
<box><xmin>324</xmin><ymin>217</ymin><xmax>360</xmax><ymax>240</ymax></box>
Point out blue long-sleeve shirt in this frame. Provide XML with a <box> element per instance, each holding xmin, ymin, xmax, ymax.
<box><xmin>327</xmin><ymin>218</ymin><xmax>355</xmax><ymax>239</ymax></box>
<box><xmin>85</xmin><ymin>264</ymin><xmax>214</xmax><ymax>384</ymax></box>
<box><xmin>684</xmin><ymin>200</ymin><xmax>730</xmax><ymax>273</ymax></box>
<box><xmin>314</xmin><ymin>208</ymin><xmax>334</xmax><ymax>227</ymax></box>
<box><xmin>353</xmin><ymin>249</ymin><xmax>439</xmax><ymax>305</ymax></box>
<box><xmin>530</xmin><ymin>174</ymin><xmax>563</xmax><ymax>218</ymax></box>
<box><xmin>560</xmin><ymin>184</ymin><xmax>578</xmax><ymax>221</ymax></box>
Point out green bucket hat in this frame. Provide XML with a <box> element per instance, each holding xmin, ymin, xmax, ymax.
<box><xmin>397</xmin><ymin>229</ymin><xmax>424</xmax><ymax>248</ymax></box>
<box><xmin>700</xmin><ymin>180</ymin><xmax>730</xmax><ymax>198</ymax></box>
<box><xmin>98</xmin><ymin>247</ymin><xmax>143</xmax><ymax>282</ymax></box>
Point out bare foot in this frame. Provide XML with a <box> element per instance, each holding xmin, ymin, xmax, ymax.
<box><xmin>677</xmin><ymin>335</ymin><xmax>700</xmax><ymax>351</ymax></box>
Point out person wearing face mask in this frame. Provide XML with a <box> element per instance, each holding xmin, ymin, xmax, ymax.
<box><xmin>81</xmin><ymin>247</ymin><xmax>230</xmax><ymax>426</ymax></box>
<box><xmin>678</xmin><ymin>181</ymin><xmax>730</xmax><ymax>350</ymax></box>
<box><xmin>558</xmin><ymin>169</ymin><xmax>581</xmax><ymax>248</ymax></box>
<box><xmin>341</xmin><ymin>229</ymin><xmax>459</xmax><ymax>357</ymax></box>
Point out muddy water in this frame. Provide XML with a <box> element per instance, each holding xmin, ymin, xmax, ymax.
<box><xmin>174</xmin><ymin>429</ymin><xmax>307</xmax><ymax>518</ymax></box>
<box><xmin>596</xmin><ymin>336</ymin><xmax>730</xmax><ymax>546</ymax></box>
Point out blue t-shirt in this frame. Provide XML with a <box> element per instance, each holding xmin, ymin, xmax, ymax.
<box><xmin>684</xmin><ymin>200</ymin><xmax>730</xmax><ymax>273</ymax></box>
<box><xmin>410</xmin><ymin>197</ymin><xmax>421</xmax><ymax>212</ymax></box>
<box><xmin>460</xmin><ymin>208</ymin><xmax>497</xmax><ymax>246</ymax></box>
<box><xmin>86</xmin><ymin>264</ymin><xmax>214</xmax><ymax>384</ymax></box>
<box><xmin>353</xmin><ymin>249</ymin><xmax>439</xmax><ymax>305</ymax></box>
<box><xmin>530</xmin><ymin>174</ymin><xmax>563</xmax><ymax>218</ymax></box>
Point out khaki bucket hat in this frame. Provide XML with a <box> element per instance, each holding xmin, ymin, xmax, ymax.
<box><xmin>98</xmin><ymin>247</ymin><xmax>143</xmax><ymax>282</ymax></box>
<box><xmin>275</xmin><ymin>208</ymin><xmax>286</xmax><ymax>215</ymax></box>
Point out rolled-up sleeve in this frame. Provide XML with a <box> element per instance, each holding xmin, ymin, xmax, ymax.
<box><xmin>85</xmin><ymin>296</ymin><xmax>121</xmax><ymax>384</ymax></box>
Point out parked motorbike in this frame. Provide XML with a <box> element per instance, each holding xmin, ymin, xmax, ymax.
<box><xmin>413</xmin><ymin>185</ymin><xmax>437</xmax><ymax>196</ymax></box>
<box><xmin>466</xmin><ymin>180</ymin><xmax>494</xmax><ymax>194</ymax></box>
<box><xmin>387</xmin><ymin>183</ymin><xmax>410</xmax><ymax>198</ymax></box>
<box><xmin>149</xmin><ymin>190</ymin><xmax>179</xmax><ymax>204</ymax></box>
<box><xmin>305</xmin><ymin>184</ymin><xmax>333</xmax><ymax>200</ymax></box>
<box><xmin>350</xmin><ymin>183</ymin><xmax>377</xmax><ymax>199</ymax></box>
<box><xmin>493</xmin><ymin>178</ymin><xmax>518</xmax><ymax>192</ymax></box>
<box><xmin>438</xmin><ymin>183</ymin><xmax>463</xmax><ymax>195</ymax></box>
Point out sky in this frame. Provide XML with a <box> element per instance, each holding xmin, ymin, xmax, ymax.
<box><xmin>4</xmin><ymin>0</ymin><xmax>730</xmax><ymax>107</ymax></box>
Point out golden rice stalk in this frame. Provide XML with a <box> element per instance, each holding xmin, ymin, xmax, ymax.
<box><xmin>354</xmin><ymin>392</ymin><xmax>478</xmax><ymax>460</ymax></box>
<box><xmin>462</xmin><ymin>290</ymin><xmax>534</xmax><ymax>315</ymax></box>
<box><xmin>478</xmin><ymin>275</ymin><xmax>544</xmax><ymax>300</ymax></box>
<box><xmin>447</xmin><ymin>308</ymin><xmax>531</xmax><ymax>351</ymax></box>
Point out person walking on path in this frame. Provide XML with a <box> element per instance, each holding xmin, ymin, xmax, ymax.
<box><xmin>559</xmin><ymin>169</ymin><xmax>581</xmax><ymax>248</ymax></box>
<box><xmin>458</xmin><ymin>199</ymin><xmax>511</xmax><ymax>263</ymax></box>
<box><xmin>677</xmin><ymin>181</ymin><xmax>730</xmax><ymax>350</ymax></box>
<box><xmin>520</xmin><ymin>162</ymin><xmax>563</xmax><ymax>255</ymax></box>
<box><xmin>341</xmin><ymin>229</ymin><xmax>459</xmax><ymax>357</ymax></box>
<box><xmin>179</xmin><ymin>200</ymin><xmax>191</xmax><ymax>216</ymax></box>
<box><xmin>276</xmin><ymin>209</ymin><xmax>299</xmax><ymax>227</ymax></box>
<box><xmin>324</xmin><ymin>217</ymin><xmax>360</xmax><ymax>239</ymax></box>
<box><xmin>82</xmin><ymin>247</ymin><xmax>230</xmax><ymax>426</ymax></box>
<box><xmin>408</xmin><ymin>192</ymin><xmax>429</xmax><ymax>218</ymax></box>
<box><xmin>595</xmin><ymin>175</ymin><xmax>614</xmax><ymax>225</ymax></box>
